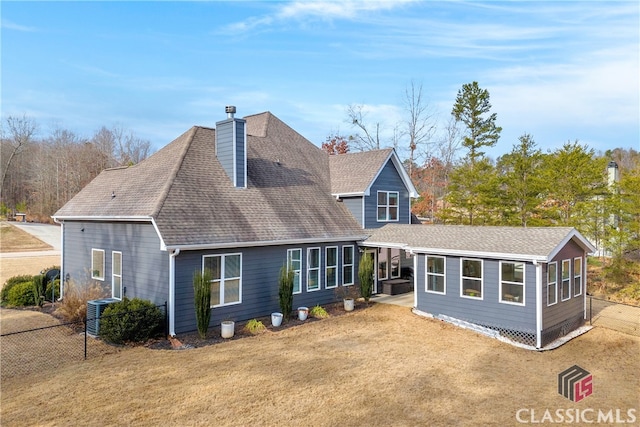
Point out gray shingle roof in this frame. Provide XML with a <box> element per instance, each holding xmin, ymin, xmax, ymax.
<box><xmin>54</xmin><ymin>112</ymin><xmax>366</xmax><ymax>247</ymax></box>
<box><xmin>364</xmin><ymin>224</ymin><xmax>595</xmax><ymax>261</ymax></box>
<box><xmin>329</xmin><ymin>149</ymin><xmax>395</xmax><ymax>195</ymax></box>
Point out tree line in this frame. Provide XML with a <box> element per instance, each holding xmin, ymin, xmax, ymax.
<box><xmin>0</xmin><ymin>115</ymin><xmax>152</xmax><ymax>222</ymax></box>
<box><xmin>323</xmin><ymin>81</ymin><xmax>640</xmax><ymax>258</ymax></box>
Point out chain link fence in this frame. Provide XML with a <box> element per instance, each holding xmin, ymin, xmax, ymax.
<box><xmin>0</xmin><ymin>302</ymin><xmax>167</xmax><ymax>381</ymax></box>
<box><xmin>587</xmin><ymin>295</ymin><xmax>640</xmax><ymax>337</ymax></box>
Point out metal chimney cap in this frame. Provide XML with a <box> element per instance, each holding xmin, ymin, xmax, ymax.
<box><xmin>225</xmin><ymin>105</ymin><xmax>237</xmax><ymax>118</ymax></box>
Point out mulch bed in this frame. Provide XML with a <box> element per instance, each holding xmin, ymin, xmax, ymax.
<box><xmin>146</xmin><ymin>301</ymin><xmax>369</xmax><ymax>350</ymax></box>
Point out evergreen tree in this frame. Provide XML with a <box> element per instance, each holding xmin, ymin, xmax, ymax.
<box><xmin>451</xmin><ymin>81</ymin><xmax>502</xmax><ymax>163</ymax></box>
<box><xmin>496</xmin><ymin>134</ymin><xmax>545</xmax><ymax>226</ymax></box>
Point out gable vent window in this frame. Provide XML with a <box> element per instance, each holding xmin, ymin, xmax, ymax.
<box><xmin>377</xmin><ymin>191</ymin><xmax>399</xmax><ymax>222</ymax></box>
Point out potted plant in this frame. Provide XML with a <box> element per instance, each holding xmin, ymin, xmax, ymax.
<box><xmin>335</xmin><ymin>285</ymin><xmax>358</xmax><ymax>312</ymax></box>
<box><xmin>271</xmin><ymin>312</ymin><xmax>283</xmax><ymax>327</ymax></box>
<box><xmin>297</xmin><ymin>306</ymin><xmax>309</xmax><ymax>321</ymax></box>
<box><xmin>221</xmin><ymin>319</ymin><xmax>235</xmax><ymax>338</ymax></box>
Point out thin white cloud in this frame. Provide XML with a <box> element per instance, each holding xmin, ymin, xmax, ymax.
<box><xmin>221</xmin><ymin>0</ymin><xmax>416</xmax><ymax>34</ymax></box>
<box><xmin>1</xmin><ymin>19</ymin><xmax>37</xmax><ymax>32</ymax></box>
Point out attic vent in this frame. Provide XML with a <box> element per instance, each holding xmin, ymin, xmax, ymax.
<box><xmin>225</xmin><ymin>105</ymin><xmax>236</xmax><ymax>118</ymax></box>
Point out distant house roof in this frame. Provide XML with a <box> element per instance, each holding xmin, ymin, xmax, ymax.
<box><xmin>329</xmin><ymin>149</ymin><xmax>419</xmax><ymax>198</ymax></box>
<box><xmin>364</xmin><ymin>224</ymin><xmax>596</xmax><ymax>262</ymax></box>
<box><xmin>54</xmin><ymin>112</ymin><xmax>367</xmax><ymax>249</ymax></box>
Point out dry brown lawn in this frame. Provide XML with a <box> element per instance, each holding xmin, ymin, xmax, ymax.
<box><xmin>0</xmin><ymin>222</ymin><xmax>59</xmax><ymax>288</ymax></box>
<box><xmin>1</xmin><ymin>304</ymin><xmax>638</xmax><ymax>427</ymax></box>
<box><xmin>0</xmin><ymin>222</ymin><xmax>51</xmax><ymax>253</ymax></box>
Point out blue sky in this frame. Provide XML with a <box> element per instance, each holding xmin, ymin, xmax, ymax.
<box><xmin>2</xmin><ymin>1</ymin><xmax>638</xmax><ymax>161</ymax></box>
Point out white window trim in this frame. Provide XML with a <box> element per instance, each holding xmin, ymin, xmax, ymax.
<box><xmin>547</xmin><ymin>261</ymin><xmax>558</xmax><ymax>306</ymax></box>
<box><xmin>342</xmin><ymin>245</ymin><xmax>354</xmax><ymax>286</ymax></box>
<box><xmin>325</xmin><ymin>246</ymin><xmax>338</xmax><ymax>289</ymax></box>
<box><xmin>460</xmin><ymin>258</ymin><xmax>483</xmax><ymax>300</ymax></box>
<box><xmin>425</xmin><ymin>255</ymin><xmax>446</xmax><ymax>295</ymax></box>
<box><xmin>573</xmin><ymin>257</ymin><xmax>583</xmax><ymax>297</ymax></box>
<box><xmin>203</xmin><ymin>253</ymin><xmax>242</xmax><ymax>308</ymax></box>
<box><xmin>91</xmin><ymin>248</ymin><xmax>105</xmax><ymax>281</ymax></box>
<box><xmin>378</xmin><ymin>248</ymin><xmax>389</xmax><ymax>281</ymax></box>
<box><xmin>390</xmin><ymin>248</ymin><xmax>401</xmax><ymax>279</ymax></box>
<box><xmin>499</xmin><ymin>261</ymin><xmax>525</xmax><ymax>306</ymax></box>
<box><xmin>112</xmin><ymin>251</ymin><xmax>122</xmax><ymax>300</ymax></box>
<box><xmin>287</xmin><ymin>248</ymin><xmax>303</xmax><ymax>295</ymax></box>
<box><xmin>376</xmin><ymin>190</ymin><xmax>400</xmax><ymax>222</ymax></box>
<box><xmin>561</xmin><ymin>259</ymin><xmax>571</xmax><ymax>302</ymax></box>
<box><xmin>307</xmin><ymin>247</ymin><xmax>321</xmax><ymax>292</ymax></box>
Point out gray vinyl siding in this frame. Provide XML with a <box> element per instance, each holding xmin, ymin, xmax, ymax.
<box><xmin>342</xmin><ymin>197</ymin><xmax>364</xmax><ymax>227</ymax></box>
<box><xmin>173</xmin><ymin>241</ymin><xmax>360</xmax><ymax>333</ymax></box>
<box><xmin>61</xmin><ymin>221</ymin><xmax>169</xmax><ymax>304</ymax></box>
<box><xmin>215</xmin><ymin>118</ymin><xmax>246</xmax><ymax>188</ymax></box>
<box><xmin>542</xmin><ymin>240</ymin><xmax>586</xmax><ymax>330</ymax></box>
<box><xmin>364</xmin><ymin>160</ymin><xmax>411</xmax><ymax>229</ymax></box>
<box><xmin>415</xmin><ymin>254</ymin><xmax>537</xmax><ymax>332</ymax></box>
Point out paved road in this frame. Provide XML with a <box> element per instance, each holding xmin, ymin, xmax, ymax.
<box><xmin>1</xmin><ymin>222</ymin><xmax>61</xmax><ymax>258</ymax></box>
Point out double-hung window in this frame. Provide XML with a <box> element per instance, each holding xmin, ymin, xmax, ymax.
<box><xmin>91</xmin><ymin>249</ymin><xmax>105</xmax><ymax>280</ymax></box>
<box><xmin>377</xmin><ymin>191</ymin><xmax>399</xmax><ymax>222</ymax></box>
<box><xmin>500</xmin><ymin>261</ymin><xmax>524</xmax><ymax>305</ymax></box>
<box><xmin>325</xmin><ymin>247</ymin><xmax>338</xmax><ymax>289</ymax></box>
<box><xmin>461</xmin><ymin>258</ymin><xmax>482</xmax><ymax>298</ymax></box>
<box><xmin>112</xmin><ymin>251</ymin><xmax>122</xmax><ymax>299</ymax></box>
<box><xmin>426</xmin><ymin>256</ymin><xmax>445</xmax><ymax>294</ymax></box>
<box><xmin>573</xmin><ymin>257</ymin><xmax>582</xmax><ymax>297</ymax></box>
<box><xmin>342</xmin><ymin>246</ymin><xmax>354</xmax><ymax>285</ymax></box>
<box><xmin>307</xmin><ymin>248</ymin><xmax>320</xmax><ymax>291</ymax></box>
<box><xmin>561</xmin><ymin>259</ymin><xmax>571</xmax><ymax>301</ymax></box>
<box><xmin>287</xmin><ymin>249</ymin><xmax>302</xmax><ymax>294</ymax></box>
<box><xmin>204</xmin><ymin>253</ymin><xmax>242</xmax><ymax>307</ymax></box>
<box><xmin>547</xmin><ymin>262</ymin><xmax>557</xmax><ymax>306</ymax></box>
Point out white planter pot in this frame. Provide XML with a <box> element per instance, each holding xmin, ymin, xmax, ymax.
<box><xmin>271</xmin><ymin>312</ymin><xmax>283</xmax><ymax>327</ymax></box>
<box><xmin>298</xmin><ymin>307</ymin><xmax>309</xmax><ymax>321</ymax></box>
<box><xmin>343</xmin><ymin>298</ymin><xmax>355</xmax><ymax>312</ymax></box>
<box><xmin>221</xmin><ymin>321</ymin><xmax>235</xmax><ymax>338</ymax></box>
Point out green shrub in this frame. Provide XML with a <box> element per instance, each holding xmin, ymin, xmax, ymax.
<box><xmin>193</xmin><ymin>269</ymin><xmax>212</xmax><ymax>339</ymax></box>
<box><xmin>243</xmin><ymin>319</ymin><xmax>266</xmax><ymax>335</ymax></box>
<box><xmin>6</xmin><ymin>281</ymin><xmax>36</xmax><ymax>306</ymax></box>
<box><xmin>45</xmin><ymin>279</ymin><xmax>60</xmax><ymax>302</ymax></box>
<box><xmin>99</xmin><ymin>298</ymin><xmax>164</xmax><ymax>344</ymax></box>
<box><xmin>358</xmin><ymin>254</ymin><xmax>374</xmax><ymax>302</ymax></box>
<box><xmin>310</xmin><ymin>304</ymin><xmax>329</xmax><ymax>319</ymax></box>
<box><xmin>32</xmin><ymin>274</ymin><xmax>46</xmax><ymax>307</ymax></box>
<box><xmin>278</xmin><ymin>264</ymin><xmax>295</xmax><ymax>321</ymax></box>
<box><xmin>1</xmin><ymin>274</ymin><xmax>34</xmax><ymax>303</ymax></box>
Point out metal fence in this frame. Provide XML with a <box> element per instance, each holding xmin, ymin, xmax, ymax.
<box><xmin>587</xmin><ymin>296</ymin><xmax>640</xmax><ymax>337</ymax></box>
<box><xmin>0</xmin><ymin>302</ymin><xmax>167</xmax><ymax>381</ymax></box>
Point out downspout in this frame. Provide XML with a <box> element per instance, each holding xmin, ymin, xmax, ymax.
<box><xmin>583</xmin><ymin>256</ymin><xmax>587</xmax><ymax>320</ymax></box>
<box><xmin>534</xmin><ymin>260</ymin><xmax>542</xmax><ymax>349</ymax></box>
<box><xmin>411</xmin><ymin>249</ymin><xmax>418</xmax><ymax>309</ymax></box>
<box><xmin>52</xmin><ymin>217</ymin><xmax>64</xmax><ymax>299</ymax></box>
<box><xmin>169</xmin><ymin>248</ymin><xmax>180</xmax><ymax>336</ymax></box>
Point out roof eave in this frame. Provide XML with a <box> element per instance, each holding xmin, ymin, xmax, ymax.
<box><xmin>361</xmin><ymin>240</ymin><xmax>548</xmax><ymax>262</ymax></box>
<box><xmin>165</xmin><ymin>234</ymin><xmax>370</xmax><ymax>252</ymax></box>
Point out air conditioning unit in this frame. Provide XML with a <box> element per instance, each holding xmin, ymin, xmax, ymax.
<box><xmin>86</xmin><ymin>298</ymin><xmax>118</xmax><ymax>336</ymax></box>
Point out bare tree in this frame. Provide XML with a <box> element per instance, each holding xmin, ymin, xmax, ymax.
<box><xmin>402</xmin><ymin>80</ymin><xmax>436</xmax><ymax>179</ymax></box>
<box><xmin>346</xmin><ymin>104</ymin><xmax>382</xmax><ymax>151</ymax></box>
<box><xmin>1</xmin><ymin>115</ymin><xmax>37</xmax><ymax>202</ymax></box>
